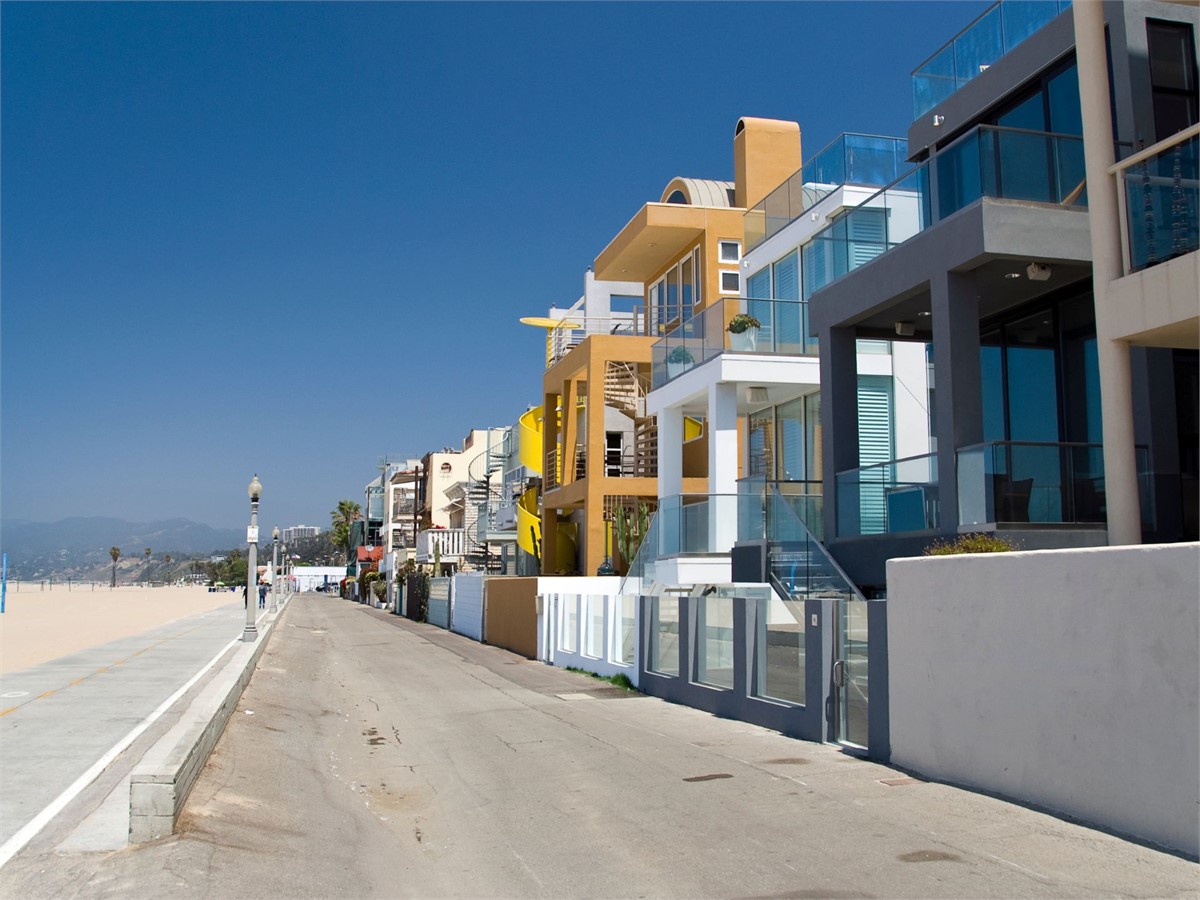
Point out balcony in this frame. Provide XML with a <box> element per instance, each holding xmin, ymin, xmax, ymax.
<box><xmin>957</xmin><ymin>441</ymin><xmax>1154</xmax><ymax>529</ymax></box>
<box><xmin>651</xmin><ymin>297</ymin><xmax>818</xmax><ymax>389</ymax></box>
<box><xmin>745</xmin><ymin>134</ymin><xmax>909</xmax><ymax>252</ymax></box>
<box><xmin>912</xmin><ymin>0</ymin><xmax>1072</xmax><ymax>119</ymax></box>
<box><xmin>836</xmin><ymin>453</ymin><xmax>940</xmax><ymax>538</ymax></box>
<box><xmin>415</xmin><ymin>527</ymin><xmax>467</xmax><ymax>563</ymax></box>
<box><xmin>1116</xmin><ymin>128</ymin><xmax>1199</xmax><ymax>274</ymax></box>
<box><xmin>804</xmin><ymin>124</ymin><xmax>1086</xmax><ymax>299</ymax></box>
<box><xmin>546</xmin><ymin>311</ymin><xmax>647</xmax><ymax>368</ymax></box>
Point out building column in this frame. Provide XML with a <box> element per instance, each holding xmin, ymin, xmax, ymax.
<box><xmin>708</xmin><ymin>381</ymin><xmax>739</xmax><ymax>552</ymax></box>
<box><xmin>658</xmin><ymin>404</ymin><xmax>684</xmax><ymax>501</ymax></box>
<box><xmin>1075</xmin><ymin>0</ymin><xmax>1141</xmax><ymax>545</ymax></box>
<box><xmin>820</xmin><ymin>326</ymin><xmax>860</xmax><ymax>541</ymax></box>
<box><xmin>931</xmin><ymin>269</ymin><xmax>983</xmax><ymax>537</ymax></box>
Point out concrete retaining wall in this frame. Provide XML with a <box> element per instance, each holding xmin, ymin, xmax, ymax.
<box><xmin>886</xmin><ymin>543</ymin><xmax>1199</xmax><ymax>857</ymax></box>
<box><xmin>129</xmin><ymin>616</ymin><xmax>277</xmax><ymax>843</ymax></box>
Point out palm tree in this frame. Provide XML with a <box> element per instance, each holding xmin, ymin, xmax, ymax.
<box><xmin>330</xmin><ymin>500</ymin><xmax>363</xmax><ymax>555</ymax></box>
<box><xmin>109</xmin><ymin>547</ymin><xmax>121</xmax><ymax>588</ymax></box>
<box><xmin>144</xmin><ymin>548</ymin><xmax>152</xmax><ymax>567</ymax></box>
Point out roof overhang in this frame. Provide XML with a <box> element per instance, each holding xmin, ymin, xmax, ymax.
<box><xmin>594</xmin><ymin>203</ymin><xmax>710</xmax><ymax>282</ymax></box>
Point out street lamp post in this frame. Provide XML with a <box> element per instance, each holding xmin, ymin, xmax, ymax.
<box><xmin>270</xmin><ymin>526</ymin><xmax>280</xmax><ymax>613</ymax></box>
<box><xmin>242</xmin><ymin>475</ymin><xmax>262</xmax><ymax>642</ymax></box>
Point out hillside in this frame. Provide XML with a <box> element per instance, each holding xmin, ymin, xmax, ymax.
<box><xmin>0</xmin><ymin>517</ymin><xmax>244</xmax><ymax>580</ymax></box>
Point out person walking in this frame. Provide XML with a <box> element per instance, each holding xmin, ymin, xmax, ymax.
<box><xmin>258</xmin><ymin>580</ymin><xmax>268</xmax><ymax>609</ymax></box>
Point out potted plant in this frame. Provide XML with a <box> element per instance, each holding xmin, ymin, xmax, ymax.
<box><xmin>727</xmin><ymin>313</ymin><xmax>761</xmax><ymax>351</ymax></box>
<box><xmin>666</xmin><ymin>344</ymin><xmax>694</xmax><ymax>379</ymax></box>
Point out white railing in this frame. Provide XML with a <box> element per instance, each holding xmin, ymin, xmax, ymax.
<box><xmin>548</xmin><ymin>313</ymin><xmax>646</xmax><ymax>366</ymax></box>
<box><xmin>415</xmin><ymin>528</ymin><xmax>467</xmax><ymax>562</ymax></box>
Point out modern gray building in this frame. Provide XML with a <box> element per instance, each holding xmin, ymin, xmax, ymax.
<box><xmin>804</xmin><ymin>0</ymin><xmax>1198</xmax><ymax>591</ymax></box>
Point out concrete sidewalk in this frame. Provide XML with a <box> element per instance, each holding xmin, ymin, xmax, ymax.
<box><xmin>0</xmin><ymin>596</ymin><xmax>285</xmax><ymax>863</ymax></box>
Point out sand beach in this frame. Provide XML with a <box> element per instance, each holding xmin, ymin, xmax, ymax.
<box><xmin>0</xmin><ymin>583</ymin><xmax>244</xmax><ymax>675</ymax></box>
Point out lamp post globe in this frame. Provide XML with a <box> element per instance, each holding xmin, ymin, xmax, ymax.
<box><xmin>242</xmin><ymin>475</ymin><xmax>262</xmax><ymax>642</ymax></box>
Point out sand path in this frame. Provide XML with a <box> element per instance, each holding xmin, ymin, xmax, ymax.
<box><xmin>0</xmin><ymin>584</ymin><xmax>245</xmax><ymax>675</ymax></box>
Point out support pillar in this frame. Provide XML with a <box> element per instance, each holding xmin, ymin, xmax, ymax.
<box><xmin>1075</xmin><ymin>0</ymin><xmax>1141</xmax><ymax>545</ymax></box>
<box><xmin>708</xmin><ymin>381</ymin><xmax>739</xmax><ymax>552</ymax></box>
<box><xmin>820</xmin><ymin>326</ymin><xmax>860</xmax><ymax>541</ymax></box>
<box><xmin>931</xmin><ymin>269</ymin><xmax>983</xmax><ymax>537</ymax></box>
<box><xmin>658</xmin><ymin>405</ymin><xmax>684</xmax><ymax>501</ymax></box>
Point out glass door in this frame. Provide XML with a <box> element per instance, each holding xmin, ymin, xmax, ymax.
<box><xmin>833</xmin><ymin>599</ymin><xmax>870</xmax><ymax>748</ymax></box>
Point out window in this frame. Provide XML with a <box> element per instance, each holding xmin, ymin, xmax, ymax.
<box><xmin>719</xmin><ymin>240</ymin><xmax>741</xmax><ymax>263</ymax></box>
<box><xmin>1148</xmin><ymin>20</ymin><xmax>1198</xmax><ymax>139</ymax></box>
<box><xmin>652</xmin><ymin>248</ymin><xmax>701</xmax><ymax>328</ymax></box>
<box><xmin>719</xmin><ymin>270</ymin><xmax>740</xmax><ymax>293</ymax></box>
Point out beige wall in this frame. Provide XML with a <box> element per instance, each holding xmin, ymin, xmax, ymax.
<box><xmin>483</xmin><ymin>577</ymin><xmax>539</xmax><ymax>659</ymax></box>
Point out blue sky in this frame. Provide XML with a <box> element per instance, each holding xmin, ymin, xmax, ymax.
<box><xmin>1</xmin><ymin>0</ymin><xmax>988</xmax><ymax>532</ymax></box>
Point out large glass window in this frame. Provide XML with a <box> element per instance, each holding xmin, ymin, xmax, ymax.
<box><xmin>1148</xmin><ymin>20</ymin><xmax>1199</xmax><ymax>139</ymax></box>
<box><xmin>773</xmin><ymin>251</ymin><xmax>803</xmax><ymax>353</ymax></box>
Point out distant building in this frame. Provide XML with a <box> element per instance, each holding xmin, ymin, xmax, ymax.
<box><xmin>282</xmin><ymin>525</ymin><xmax>320</xmax><ymax>544</ymax></box>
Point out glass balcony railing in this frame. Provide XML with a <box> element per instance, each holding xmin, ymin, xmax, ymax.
<box><xmin>1119</xmin><ymin>130</ymin><xmax>1199</xmax><ymax>273</ymax></box>
<box><xmin>835</xmin><ymin>453</ymin><xmax>939</xmax><ymax>538</ymax></box>
<box><xmin>912</xmin><ymin>0</ymin><xmax>1072</xmax><ymax>120</ymax></box>
<box><xmin>651</xmin><ymin>297</ymin><xmax>817</xmax><ymax>389</ymax></box>
<box><xmin>805</xmin><ymin>124</ymin><xmax>1086</xmax><ymax>299</ymax></box>
<box><xmin>745</xmin><ymin>134</ymin><xmax>909</xmax><ymax>252</ymax></box>
<box><xmin>737</xmin><ymin>476</ymin><xmax>825</xmax><ymax>543</ymax></box>
<box><xmin>803</xmin><ymin>165</ymin><xmax>931</xmax><ymax>300</ymax></box>
<box><xmin>957</xmin><ymin>441</ymin><xmax>1154</xmax><ymax>527</ymax></box>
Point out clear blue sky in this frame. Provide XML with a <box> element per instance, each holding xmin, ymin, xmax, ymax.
<box><xmin>1</xmin><ymin>0</ymin><xmax>988</xmax><ymax>532</ymax></box>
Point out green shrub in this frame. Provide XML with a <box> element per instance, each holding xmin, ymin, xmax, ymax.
<box><xmin>924</xmin><ymin>533</ymin><xmax>1021</xmax><ymax>556</ymax></box>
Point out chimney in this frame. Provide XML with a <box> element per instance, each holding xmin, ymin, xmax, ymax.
<box><xmin>733</xmin><ymin>117</ymin><xmax>802</xmax><ymax>210</ymax></box>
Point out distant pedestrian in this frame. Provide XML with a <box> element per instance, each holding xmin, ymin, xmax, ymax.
<box><xmin>242</xmin><ymin>584</ymin><xmax>248</xmax><ymax>608</ymax></box>
<box><xmin>258</xmin><ymin>582</ymin><xmax>268</xmax><ymax>608</ymax></box>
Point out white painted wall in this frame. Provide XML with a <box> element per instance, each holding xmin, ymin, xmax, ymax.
<box><xmin>536</xmin><ymin>576</ymin><xmax>638</xmax><ymax>686</ymax></box>
<box><xmin>887</xmin><ymin>543</ymin><xmax>1199</xmax><ymax>857</ymax></box>
<box><xmin>451</xmin><ymin>573</ymin><xmax>485</xmax><ymax>642</ymax></box>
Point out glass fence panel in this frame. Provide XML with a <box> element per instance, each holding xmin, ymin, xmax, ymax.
<box><xmin>954</xmin><ymin>5</ymin><xmax>1003</xmax><ymax>92</ymax></box>
<box><xmin>839</xmin><ymin>598</ymin><xmax>871</xmax><ymax>748</ymax></box>
<box><xmin>755</xmin><ymin>593</ymin><xmax>805</xmax><ymax>705</ymax></box>
<box><xmin>912</xmin><ymin>0</ymin><xmax>1070</xmax><ymax>118</ymax></box>
<box><xmin>836</xmin><ymin>454</ymin><xmax>939</xmax><ymax>537</ymax></box>
<box><xmin>913</xmin><ymin>43</ymin><xmax>958</xmax><ymax>120</ymax></box>
<box><xmin>650</xmin><ymin>595</ymin><xmax>680</xmax><ymax>676</ymax></box>
<box><xmin>1123</xmin><ymin>134</ymin><xmax>1199</xmax><ymax>272</ymax></box>
<box><xmin>619</xmin><ymin>593</ymin><xmax>637</xmax><ymax>665</ymax></box>
<box><xmin>696</xmin><ymin>594</ymin><xmax>735</xmax><ymax>690</ymax></box>
<box><xmin>767</xmin><ymin>487</ymin><xmax>859</xmax><ymax>603</ymax></box>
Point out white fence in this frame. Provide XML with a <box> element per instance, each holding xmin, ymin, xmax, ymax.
<box><xmin>536</xmin><ymin>577</ymin><xmax>637</xmax><ymax>687</ymax></box>
<box><xmin>451</xmin><ymin>574</ymin><xmax>485</xmax><ymax>641</ymax></box>
<box><xmin>887</xmin><ymin>542</ymin><xmax>1199</xmax><ymax>857</ymax></box>
<box><xmin>416</xmin><ymin>528</ymin><xmax>467</xmax><ymax>563</ymax></box>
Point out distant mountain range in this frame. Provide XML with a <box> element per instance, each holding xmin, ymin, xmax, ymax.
<box><xmin>0</xmin><ymin>517</ymin><xmax>245</xmax><ymax>580</ymax></box>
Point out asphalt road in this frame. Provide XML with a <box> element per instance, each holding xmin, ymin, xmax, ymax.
<box><xmin>3</xmin><ymin>593</ymin><xmax>1195</xmax><ymax>899</ymax></box>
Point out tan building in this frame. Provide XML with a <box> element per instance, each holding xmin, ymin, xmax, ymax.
<box><xmin>540</xmin><ymin>118</ymin><xmax>802</xmax><ymax>575</ymax></box>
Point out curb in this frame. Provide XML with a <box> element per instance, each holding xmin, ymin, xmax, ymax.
<box><xmin>128</xmin><ymin>601</ymin><xmax>287</xmax><ymax>844</ymax></box>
